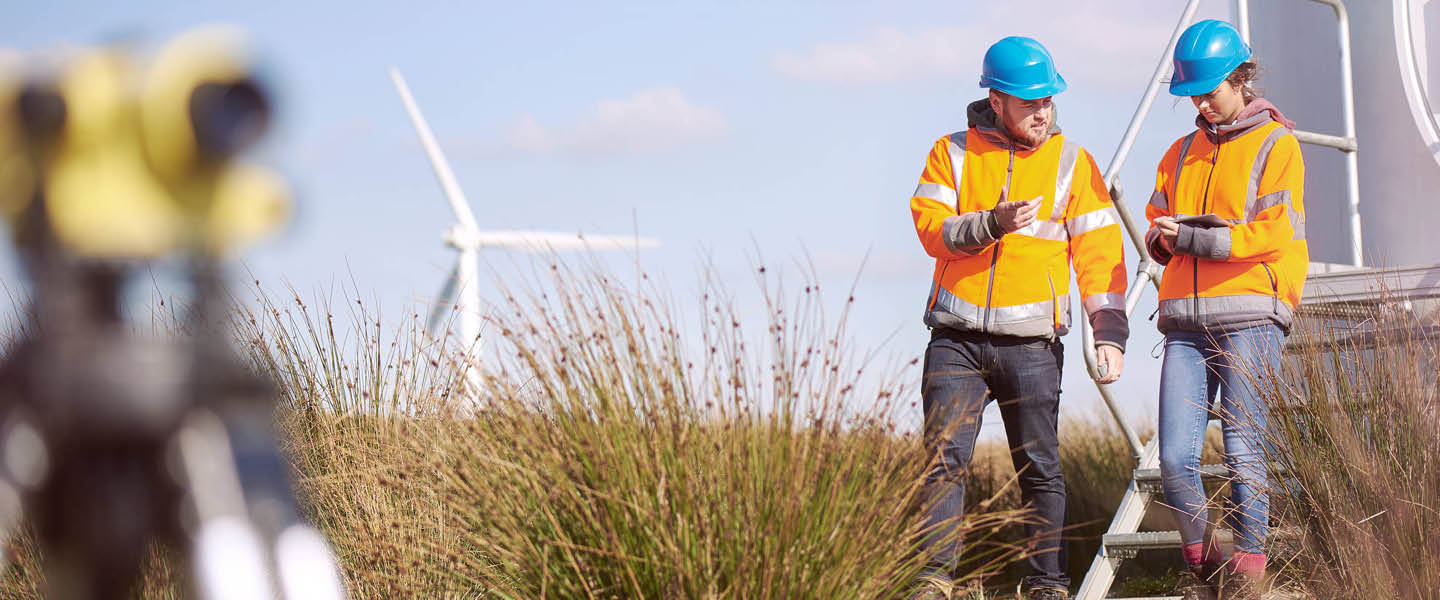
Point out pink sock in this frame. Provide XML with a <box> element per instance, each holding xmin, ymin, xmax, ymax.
<box><xmin>1182</xmin><ymin>541</ymin><xmax>1225</xmax><ymax>566</ymax></box>
<box><xmin>1202</xmin><ymin>542</ymin><xmax>1224</xmax><ymax>564</ymax></box>
<box><xmin>1230</xmin><ymin>551</ymin><xmax>1266</xmax><ymax>576</ymax></box>
<box><xmin>1181</xmin><ymin>542</ymin><xmax>1205</xmax><ymax>566</ymax></box>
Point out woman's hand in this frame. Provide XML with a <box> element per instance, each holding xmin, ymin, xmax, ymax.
<box><xmin>1154</xmin><ymin>216</ymin><xmax>1180</xmax><ymax>251</ymax></box>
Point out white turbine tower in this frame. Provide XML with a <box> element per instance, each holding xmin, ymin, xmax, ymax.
<box><xmin>390</xmin><ymin>67</ymin><xmax>659</xmax><ymax>353</ymax></box>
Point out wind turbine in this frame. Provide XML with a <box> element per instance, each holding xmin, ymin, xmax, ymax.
<box><xmin>389</xmin><ymin>67</ymin><xmax>659</xmax><ymax>352</ymax></box>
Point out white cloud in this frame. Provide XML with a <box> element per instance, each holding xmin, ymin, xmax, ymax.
<box><xmin>503</xmin><ymin>87</ymin><xmax>727</xmax><ymax>155</ymax></box>
<box><xmin>771</xmin><ymin>1</ymin><xmax>1228</xmax><ymax>89</ymax></box>
<box><xmin>771</xmin><ymin>26</ymin><xmax>983</xmax><ymax>86</ymax></box>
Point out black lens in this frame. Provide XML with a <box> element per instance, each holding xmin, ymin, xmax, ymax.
<box><xmin>189</xmin><ymin>78</ymin><xmax>269</xmax><ymax>160</ymax></box>
<box><xmin>16</xmin><ymin>85</ymin><xmax>66</xmax><ymax>142</ymax></box>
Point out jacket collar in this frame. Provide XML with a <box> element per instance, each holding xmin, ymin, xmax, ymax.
<box><xmin>1195</xmin><ymin>98</ymin><xmax>1295</xmax><ymax>142</ymax></box>
<box><xmin>967</xmin><ymin>98</ymin><xmax>1061</xmax><ymax>151</ymax></box>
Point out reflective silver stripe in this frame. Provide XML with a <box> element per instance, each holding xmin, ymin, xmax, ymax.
<box><xmin>1082</xmin><ymin>292</ymin><xmax>1125</xmax><ymax>314</ymax></box>
<box><xmin>1067</xmin><ymin>206</ymin><xmax>1119</xmax><ymax>237</ymax></box>
<box><xmin>1149</xmin><ymin>189</ymin><xmax>1168</xmax><ymax>212</ymax></box>
<box><xmin>1252</xmin><ymin>190</ymin><xmax>1290</xmax><ymax>214</ymax></box>
<box><xmin>1049</xmin><ymin>140</ymin><xmax>1081</xmax><ymax>221</ymax></box>
<box><xmin>1158</xmin><ymin>293</ymin><xmax>1294</xmax><ymax>330</ymax></box>
<box><xmin>914</xmin><ymin>182</ymin><xmax>957</xmax><ymax>205</ymax></box>
<box><xmin>991</xmin><ymin>297</ymin><xmax>1062</xmax><ymax>324</ymax></box>
<box><xmin>1170</xmin><ymin>132</ymin><xmax>1198</xmax><ymax>213</ymax></box>
<box><xmin>1251</xmin><ymin>189</ymin><xmax>1305</xmax><ymax>240</ymax></box>
<box><xmin>927</xmin><ymin>286</ymin><xmax>1070</xmax><ymax>334</ymax></box>
<box><xmin>946</xmin><ymin>131</ymin><xmax>968</xmax><ymax>205</ymax></box>
<box><xmin>1013</xmin><ymin>219</ymin><xmax>1068</xmax><ymax>242</ymax></box>
<box><xmin>931</xmin><ymin>285</ymin><xmax>985</xmax><ymax>325</ymax></box>
<box><xmin>1245</xmin><ymin>127</ymin><xmax>1290</xmax><ymax>221</ymax></box>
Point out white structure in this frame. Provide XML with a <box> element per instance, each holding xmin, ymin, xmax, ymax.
<box><xmin>389</xmin><ymin>68</ymin><xmax>659</xmax><ymax>350</ymax></box>
<box><xmin>1075</xmin><ymin>3</ymin><xmax>1440</xmax><ymax>597</ymax></box>
<box><xmin>1246</xmin><ymin>0</ymin><xmax>1440</xmax><ymax>267</ymax></box>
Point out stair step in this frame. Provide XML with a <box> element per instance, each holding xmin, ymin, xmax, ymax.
<box><xmin>1132</xmin><ymin>464</ymin><xmax>1230</xmax><ymax>484</ymax></box>
<box><xmin>1102</xmin><ymin>530</ymin><xmax>1233</xmax><ymax>556</ymax></box>
<box><xmin>1111</xmin><ymin>597</ymin><xmax>1183</xmax><ymax>600</ymax></box>
<box><xmin>1131</xmin><ymin>464</ymin><xmax>1288</xmax><ymax>493</ymax></box>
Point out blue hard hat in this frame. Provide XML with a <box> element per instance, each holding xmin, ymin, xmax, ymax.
<box><xmin>1169</xmin><ymin>20</ymin><xmax>1252</xmax><ymax>96</ymax></box>
<box><xmin>979</xmin><ymin>36</ymin><xmax>1066</xmax><ymax>100</ymax></box>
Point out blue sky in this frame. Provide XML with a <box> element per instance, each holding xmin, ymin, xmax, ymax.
<box><xmin>3</xmin><ymin>1</ymin><xmax>1237</xmax><ymax>436</ymax></box>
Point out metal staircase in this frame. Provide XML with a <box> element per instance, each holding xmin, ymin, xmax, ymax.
<box><xmin>1073</xmin><ymin>1</ymin><xmax>1368</xmax><ymax>597</ymax></box>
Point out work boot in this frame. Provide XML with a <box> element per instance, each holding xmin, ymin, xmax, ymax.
<box><xmin>1172</xmin><ymin>564</ymin><xmax>1219</xmax><ymax>600</ymax></box>
<box><xmin>1022</xmin><ymin>586</ymin><xmax>1068</xmax><ymax>600</ymax></box>
<box><xmin>909</xmin><ymin>577</ymin><xmax>951</xmax><ymax>600</ymax></box>
<box><xmin>1218</xmin><ymin>570</ymin><xmax>1261</xmax><ymax>600</ymax></box>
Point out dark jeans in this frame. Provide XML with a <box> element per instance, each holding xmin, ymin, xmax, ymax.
<box><xmin>919</xmin><ymin>327</ymin><xmax>1067</xmax><ymax>591</ymax></box>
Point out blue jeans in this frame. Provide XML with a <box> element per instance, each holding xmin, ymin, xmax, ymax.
<box><xmin>1157</xmin><ymin>324</ymin><xmax>1283</xmax><ymax>556</ymax></box>
<box><xmin>919</xmin><ymin>328</ymin><xmax>1067</xmax><ymax>590</ymax></box>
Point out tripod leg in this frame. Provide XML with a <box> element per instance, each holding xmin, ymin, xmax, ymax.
<box><xmin>176</xmin><ymin>410</ymin><xmax>277</xmax><ymax>600</ymax></box>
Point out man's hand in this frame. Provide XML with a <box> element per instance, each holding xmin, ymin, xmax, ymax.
<box><xmin>1154</xmin><ymin>216</ymin><xmax>1179</xmax><ymax>250</ymax></box>
<box><xmin>993</xmin><ymin>187</ymin><xmax>1043</xmax><ymax>233</ymax></box>
<box><xmin>1095</xmin><ymin>345</ymin><xmax>1123</xmax><ymax>384</ymax></box>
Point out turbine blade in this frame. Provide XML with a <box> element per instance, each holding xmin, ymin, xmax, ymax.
<box><xmin>471</xmin><ymin>231</ymin><xmax>661</xmax><ymax>252</ymax></box>
<box><xmin>426</xmin><ymin>259</ymin><xmax>461</xmax><ymax>335</ymax></box>
<box><xmin>389</xmin><ymin>67</ymin><xmax>480</xmax><ymax>231</ymax></box>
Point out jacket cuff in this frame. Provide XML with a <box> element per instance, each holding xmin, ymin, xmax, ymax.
<box><xmin>1173</xmin><ymin>224</ymin><xmax>1232</xmax><ymax>261</ymax></box>
<box><xmin>942</xmin><ymin>211</ymin><xmax>1002</xmax><ymax>255</ymax></box>
<box><xmin>1089</xmin><ymin>308</ymin><xmax>1129</xmax><ymax>353</ymax></box>
<box><xmin>1145</xmin><ymin>227</ymin><xmax>1173</xmax><ymax>265</ymax></box>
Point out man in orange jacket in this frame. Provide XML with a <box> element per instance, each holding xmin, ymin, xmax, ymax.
<box><xmin>909</xmin><ymin>37</ymin><xmax>1129</xmax><ymax>600</ymax></box>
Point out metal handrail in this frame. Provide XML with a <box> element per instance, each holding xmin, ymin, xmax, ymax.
<box><xmin>1078</xmin><ymin>0</ymin><xmax>1202</xmax><ymax>460</ymax></box>
<box><xmin>1312</xmin><ymin>0</ymin><xmax>1364</xmax><ymax>266</ymax></box>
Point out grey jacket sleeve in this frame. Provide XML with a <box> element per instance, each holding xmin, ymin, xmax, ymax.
<box><xmin>1090</xmin><ymin>308</ymin><xmax>1129</xmax><ymax>353</ymax></box>
<box><xmin>1174</xmin><ymin>224</ymin><xmax>1233</xmax><ymax>261</ymax></box>
<box><xmin>941</xmin><ymin>210</ymin><xmax>1004</xmax><ymax>255</ymax></box>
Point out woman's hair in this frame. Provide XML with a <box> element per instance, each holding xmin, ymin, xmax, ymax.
<box><xmin>1227</xmin><ymin>59</ymin><xmax>1262</xmax><ymax>101</ymax></box>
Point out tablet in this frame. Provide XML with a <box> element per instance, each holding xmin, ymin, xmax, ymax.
<box><xmin>1174</xmin><ymin>214</ymin><xmax>1232</xmax><ymax>229</ymax></box>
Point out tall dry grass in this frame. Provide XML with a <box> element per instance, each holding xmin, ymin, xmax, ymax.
<box><xmin>1257</xmin><ymin>301</ymin><xmax>1440</xmax><ymax>599</ymax></box>
<box><xmin>237</xmin><ymin>259</ymin><xmax>1039</xmax><ymax>599</ymax></box>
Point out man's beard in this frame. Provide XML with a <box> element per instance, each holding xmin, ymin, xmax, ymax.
<box><xmin>1006</xmin><ymin>121</ymin><xmax>1049</xmax><ymax>147</ymax></box>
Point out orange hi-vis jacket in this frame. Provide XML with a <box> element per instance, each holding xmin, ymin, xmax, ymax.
<box><xmin>1145</xmin><ymin>99</ymin><xmax>1308</xmax><ymax>334</ymax></box>
<box><xmin>910</xmin><ymin>101</ymin><xmax>1129</xmax><ymax>348</ymax></box>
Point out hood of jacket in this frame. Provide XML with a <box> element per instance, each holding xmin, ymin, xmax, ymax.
<box><xmin>1196</xmin><ymin>97</ymin><xmax>1296</xmax><ymax>142</ymax></box>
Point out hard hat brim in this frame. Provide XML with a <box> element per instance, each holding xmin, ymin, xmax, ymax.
<box><xmin>1169</xmin><ymin>74</ymin><xmax>1230</xmax><ymax>97</ymax></box>
<box><xmin>980</xmin><ymin>73</ymin><xmax>1067</xmax><ymax>100</ymax></box>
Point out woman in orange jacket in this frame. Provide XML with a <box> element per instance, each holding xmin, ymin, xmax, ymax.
<box><xmin>1145</xmin><ymin>20</ymin><xmax>1307</xmax><ymax>600</ymax></box>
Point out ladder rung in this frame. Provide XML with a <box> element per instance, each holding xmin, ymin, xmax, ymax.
<box><xmin>1132</xmin><ymin>464</ymin><xmax>1229</xmax><ymax>484</ymax></box>
<box><xmin>1133</xmin><ymin>463</ymin><xmax>1290</xmax><ymax>486</ymax></box>
<box><xmin>1103</xmin><ymin>530</ymin><xmax>1233</xmax><ymax>554</ymax></box>
<box><xmin>1292</xmin><ymin>128</ymin><xmax>1357</xmax><ymax>152</ymax></box>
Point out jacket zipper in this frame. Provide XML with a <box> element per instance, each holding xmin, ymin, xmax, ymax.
<box><xmin>1192</xmin><ymin>137</ymin><xmax>1220</xmax><ymax>323</ymax></box>
<box><xmin>1046</xmin><ymin>268</ymin><xmax>1058</xmax><ymax>336</ymax></box>
<box><xmin>983</xmin><ymin>148</ymin><xmax>1016</xmax><ymax>332</ymax></box>
<box><xmin>1261</xmin><ymin>262</ymin><xmax>1279</xmax><ymax>314</ymax></box>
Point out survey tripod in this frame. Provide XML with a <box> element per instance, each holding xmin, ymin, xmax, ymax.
<box><xmin>0</xmin><ymin>31</ymin><xmax>346</xmax><ymax>599</ymax></box>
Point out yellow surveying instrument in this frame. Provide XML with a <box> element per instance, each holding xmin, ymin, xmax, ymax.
<box><xmin>0</xmin><ymin>28</ymin><xmax>345</xmax><ymax>599</ymax></box>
